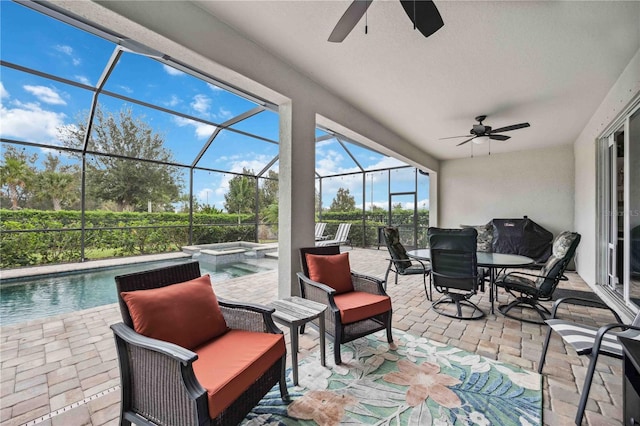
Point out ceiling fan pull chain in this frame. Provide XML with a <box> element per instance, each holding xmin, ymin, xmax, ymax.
<box><xmin>413</xmin><ymin>0</ymin><xmax>417</xmax><ymax>30</ymax></box>
<box><xmin>365</xmin><ymin>8</ymin><xmax>368</xmax><ymax>34</ymax></box>
<box><xmin>489</xmin><ymin>139</ymin><xmax>491</xmax><ymax>156</ymax></box>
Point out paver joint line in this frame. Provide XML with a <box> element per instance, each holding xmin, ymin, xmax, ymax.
<box><xmin>18</xmin><ymin>385</ymin><xmax>120</xmax><ymax>426</ymax></box>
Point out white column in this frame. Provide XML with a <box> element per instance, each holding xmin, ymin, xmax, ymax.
<box><xmin>278</xmin><ymin>101</ymin><xmax>316</xmax><ymax>297</ymax></box>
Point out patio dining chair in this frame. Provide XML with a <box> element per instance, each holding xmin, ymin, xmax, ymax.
<box><xmin>538</xmin><ymin>297</ymin><xmax>640</xmax><ymax>425</ymax></box>
<box><xmin>381</xmin><ymin>226</ymin><xmax>431</xmax><ymax>300</ymax></box>
<box><xmin>429</xmin><ymin>227</ymin><xmax>485</xmax><ymax>319</ymax></box>
<box><xmin>495</xmin><ymin>231</ymin><xmax>581</xmax><ymax>324</ymax></box>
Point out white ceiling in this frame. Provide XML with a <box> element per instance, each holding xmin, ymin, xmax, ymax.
<box><xmin>194</xmin><ymin>0</ymin><xmax>640</xmax><ymax>160</ymax></box>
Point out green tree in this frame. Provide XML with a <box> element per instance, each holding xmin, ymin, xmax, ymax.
<box><xmin>35</xmin><ymin>154</ymin><xmax>79</xmax><ymax>211</ymax></box>
<box><xmin>224</xmin><ymin>168</ymin><xmax>256</xmax><ymax>223</ymax></box>
<box><xmin>0</xmin><ymin>146</ymin><xmax>36</xmax><ymax>210</ymax></box>
<box><xmin>259</xmin><ymin>170</ymin><xmax>278</xmax><ymax>209</ymax></box>
<box><xmin>59</xmin><ymin>108</ymin><xmax>182</xmax><ymax>211</ymax></box>
<box><xmin>329</xmin><ymin>187</ymin><xmax>356</xmax><ymax>212</ymax></box>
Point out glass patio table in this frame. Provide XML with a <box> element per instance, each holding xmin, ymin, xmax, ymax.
<box><xmin>406</xmin><ymin>249</ymin><xmax>535</xmax><ymax>314</ymax></box>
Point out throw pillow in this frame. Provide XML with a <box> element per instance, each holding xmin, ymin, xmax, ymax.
<box><xmin>461</xmin><ymin>223</ymin><xmax>493</xmax><ymax>252</ymax></box>
<box><xmin>121</xmin><ymin>274</ymin><xmax>228</xmax><ymax>350</ymax></box>
<box><xmin>305</xmin><ymin>252</ymin><xmax>354</xmax><ymax>294</ymax></box>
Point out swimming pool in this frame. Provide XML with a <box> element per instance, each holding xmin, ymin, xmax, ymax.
<box><xmin>0</xmin><ymin>258</ymin><xmax>276</xmax><ymax>326</ymax></box>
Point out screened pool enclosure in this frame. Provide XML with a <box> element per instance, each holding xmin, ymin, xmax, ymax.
<box><xmin>0</xmin><ymin>1</ymin><xmax>429</xmax><ymax>268</ymax></box>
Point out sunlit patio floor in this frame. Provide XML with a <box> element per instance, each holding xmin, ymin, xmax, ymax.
<box><xmin>0</xmin><ymin>247</ymin><xmax>625</xmax><ymax>425</ymax></box>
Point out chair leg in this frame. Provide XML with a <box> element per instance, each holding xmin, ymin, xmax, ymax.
<box><xmin>386</xmin><ymin>311</ymin><xmax>393</xmax><ymax>344</ymax></box>
<box><xmin>538</xmin><ymin>326</ymin><xmax>554</xmax><ymax>373</ymax></box>
<box><xmin>575</xmin><ymin>351</ymin><xmax>601</xmax><ymax>425</ymax></box>
<box><xmin>280</xmin><ymin>357</ymin><xmax>290</xmax><ymax>402</ymax></box>
<box><xmin>384</xmin><ymin>263</ymin><xmax>392</xmax><ymax>290</ymax></box>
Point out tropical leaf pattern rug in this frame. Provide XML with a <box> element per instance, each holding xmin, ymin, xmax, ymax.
<box><xmin>243</xmin><ymin>329</ymin><xmax>541</xmax><ymax>426</ymax></box>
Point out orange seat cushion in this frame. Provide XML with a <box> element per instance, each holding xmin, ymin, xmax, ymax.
<box><xmin>120</xmin><ymin>275</ymin><xmax>228</xmax><ymax>350</ymax></box>
<box><xmin>334</xmin><ymin>291</ymin><xmax>392</xmax><ymax>324</ymax></box>
<box><xmin>305</xmin><ymin>252</ymin><xmax>354</xmax><ymax>294</ymax></box>
<box><xmin>192</xmin><ymin>330</ymin><xmax>285</xmax><ymax>420</ymax></box>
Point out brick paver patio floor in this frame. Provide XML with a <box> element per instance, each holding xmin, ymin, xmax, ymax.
<box><xmin>0</xmin><ymin>248</ymin><xmax>626</xmax><ymax>425</ymax></box>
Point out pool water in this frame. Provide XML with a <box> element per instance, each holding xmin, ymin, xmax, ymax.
<box><xmin>0</xmin><ymin>258</ymin><xmax>275</xmax><ymax>326</ymax></box>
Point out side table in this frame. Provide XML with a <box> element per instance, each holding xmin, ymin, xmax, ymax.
<box><xmin>269</xmin><ymin>296</ymin><xmax>327</xmax><ymax>386</ymax></box>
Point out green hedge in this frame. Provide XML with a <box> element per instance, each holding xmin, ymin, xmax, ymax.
<box><xmin>0</xmin><ymin>209</ymin><xmax>255</xmax><ymax>268</ymax></box>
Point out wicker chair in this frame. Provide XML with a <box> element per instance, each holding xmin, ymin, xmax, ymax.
<box><xmin>298</xmin><ymin>246</ymin><xmax>393</xmax><ymax>365</ymax></box>
<box><xmin>111</xmin><ymin>261</ymin><xmax>288</xmax><ymax>426</ymax></box>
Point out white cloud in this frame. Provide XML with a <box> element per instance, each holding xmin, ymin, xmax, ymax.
<box><xmin>54</xmin><ymin>44</ymin><xmax>81</xmax><ymax>66</ymax></box>
<box><xmin>173</xmin><ymin>116</ymin><xmax>216</xmax><ymax>139</ymax></box>
<box><xmin>118</xmin><ymin>85</ymin><xmax>133</xmax><ymax>94</ymax></box>
<box><xmin>191</xmin><ymin>94</ymin><xmax>211</xmax><ymax>115</ymax></box>
<box><xmin>162</xmin><ymin>64</ymin><xmax>184</xmax><ymax>76</ymax></box>
<box><xmin>207</xmin><ymin>83</ymin><xmax>222</xmax><ymax>92</ymax></box>
<box><xmin>74</xmin><ymin>75</ymin><xmax>91</xmax><ymax>86</ymax></box>
<box><xmin>23</xmin><ymin>85</ymin><xmax>67</xmax><ymax>105</ymax></box>
<box><xmin>0</xmin><ymin>82</ymin><xmax>9</xmax><ymax>99</ymax></box>
<box><xmin>216</xmin><ymin>107</ymin><xmax>233</xmax><ymax>121</ymax></box>
<box><xmin>165</xmin><ymin>95</ymin><xmax>181</xmax><ymax>107</ymax></box>
<box><xmin>0</xmin><ymin>100</ymin><xmax>67</xmax><ymax>144</ymax></box>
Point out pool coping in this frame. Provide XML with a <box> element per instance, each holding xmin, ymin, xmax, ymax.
<box><xmin>0</xmin><ymin>252</ymin><xmax>192</xmax><ymax>282</ymax></box>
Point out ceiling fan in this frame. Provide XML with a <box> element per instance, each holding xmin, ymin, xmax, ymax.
<box><xmin>441</xmin><ymin>115</ymin><xmax>531</xmax><ymax>146</ymax></box>
<box><xmin>328</xmin><ymin>0</ymin><xmax>444</xmax><ymax>43</ymax></box>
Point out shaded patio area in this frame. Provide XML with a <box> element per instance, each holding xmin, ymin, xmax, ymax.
<box><xmin>0</xmin><ymin>248</ymin><xmax>624</xmax><ymax>426</ymax></box>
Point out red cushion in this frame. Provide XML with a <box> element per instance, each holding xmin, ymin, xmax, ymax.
<box><xmin>334</xmin><ymin>291</ymin><xmax>392</xmax><ymax>324</ymax></box>
<box><xmin>192</xmin><ymin>330</ymin><xmax>285</xmax><ymax>420</ymax></box>
<box><xmin>305</xmin><ymin>252</ymin><xmax>354</xmax><ymax>294</ymax></box>
<box><xmin>120</xmin><ymin>274</ymin><xmax>228</xmax><ymax>350</ymax></box>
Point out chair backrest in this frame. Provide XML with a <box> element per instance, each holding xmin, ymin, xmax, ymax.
<box><xmin>115</xmin><ymin>261</ymin><xmax>202</xmax><ymax>328</ymax></box>
<box><xmin>536</xmin><ymin>231</ymin><xmax>581</xmax><ymax>297</ymax></box>
<box><xmin>334</xmin><ymin>223</ymin><xmax>351</xmax><ymax>242</ymax></box>
<box><xmin>382</xmin><ymin>226</ymin><xmax>412</xmax><ymax>272</ymax></box>
<box><xmin>315</xmin><ymin>222</ymin><xmax>327</xmax><ymax>239</ymax></box>
<box><xmin>299</xmin><ymin>245</ymin><xmax>341</xmax><ymax>277</ymax></box>
<box><xmin>428</xmin><ymin>227</ymin><xmax>478</xmax><ymax>292</ymax></box>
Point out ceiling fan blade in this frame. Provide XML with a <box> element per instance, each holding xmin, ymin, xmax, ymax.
<box><xmin>328</xmin><ymin>0</ymin><xmax>373</xmax><ymax>42</ymax></box>
<box><xmin>399</xmin><ymin>0</ymin><xmax>444</xmax><ymax>38</ymax></box>
<box><xmin>457</xmin><ymin>137</ymin><xmax>476</xmax><ymax>146</ymax></box>
<box><xmin>489</xmin><ymin>134</ymin><xmax>510</xmax><ymax>141</ymax></box>
<box><xmin>439</xmin><ymin>134</ymin><xmax>472</xmax><ymax>140</ymax></box>
<box><xmin>490</xmin><ymin>122</ymin><xmax>530</xmax><ymax>133</ymax></box>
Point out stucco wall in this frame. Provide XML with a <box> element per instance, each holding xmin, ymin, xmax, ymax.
<box><xmin>438</xmin><ymin>145</ymin><xmax>575</xmax><ymax>237</ymax></box>
<box><xmin>573</xmin><ymin>48</ymin><xmax>640</xmax><ymax>287</ymax></box>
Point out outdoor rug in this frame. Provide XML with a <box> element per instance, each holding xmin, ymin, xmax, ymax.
<box><xmin>243</xmin><ymin>329</ymin><xmax>542</xmax><ymax>426</ymax></box>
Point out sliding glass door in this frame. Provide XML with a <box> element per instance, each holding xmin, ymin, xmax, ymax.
<box><xmin>598</xmin><ymin>102</ymin><xmax>640</xmax><ymax>309</ymax></box>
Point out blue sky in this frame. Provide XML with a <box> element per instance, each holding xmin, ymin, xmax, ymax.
<box><xmin>0</xmin><ymin>1</ymin><xmax>428</xmax><ymax>211</ymax></box>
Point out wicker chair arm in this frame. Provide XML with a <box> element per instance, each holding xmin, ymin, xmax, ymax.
<box><xmin>297</xmin><ymin>272</ymin><xmax>339</xmax><ymax>311</ymax></box>
<box><xmin>111</xmin><ymin>322</ymin><xmax>197</xmax><ymax>364</ymax></box>
<box><xmin>111</xmin><ymin>323</ymin><xmax>208</xmax><ymax>425</ymax></box>
<box><xmin>351</xmin><ymin>272</ymin><xmax>387</xmax><ymax>295</ymax></box>
<box><xmin>218</xmin><ymin>299</ymin><xmax>282</xmax><ymax>334</ymax></box>
<box><xmin>550</xmin><ymin>297</ymin><xmax>623</xmax><ymax>323</ymax></box>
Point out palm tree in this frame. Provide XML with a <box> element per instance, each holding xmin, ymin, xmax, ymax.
<box><xmin>0</xmin><ymin>156</ymin><xmax>33</xmax><ymax>209</ymax></box>
<box><xmin>38</xmin><ymin>171</ymin><xmax>77</xmax><ymax>210</ymax></box>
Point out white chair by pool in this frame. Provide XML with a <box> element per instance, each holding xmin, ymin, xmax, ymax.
<box><xmin>316</xmin><ymin>223</ymin><xmax>352</xmax><ymax>248</ymax></box>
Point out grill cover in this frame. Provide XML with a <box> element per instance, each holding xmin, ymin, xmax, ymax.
<box><xmin>491</xmin><ymin>217</ymin><xmax>553</xmax><ymax>263</ymax></box>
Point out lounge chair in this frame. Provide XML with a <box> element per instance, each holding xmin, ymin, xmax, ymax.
<box><xmin>316</xmin><ymin>223</ymin><xmax>352</xmax><ymax>247</ymax></box>
<box><xmin>315</xmin><ymin>222</ymin><xmax>328</xmax><ymax>240</ymax></box>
